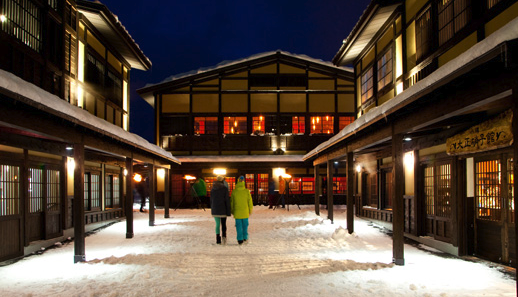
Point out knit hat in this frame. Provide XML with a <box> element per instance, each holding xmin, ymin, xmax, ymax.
<box><xmin>238</xmin><ymin>175</ymin><xmax>245</xmax><ymax>182</ymax></box>
<box><xmin>217</xmin><ymin>175</ymin><xmax>224</xmax><ymax>182</ymax></box>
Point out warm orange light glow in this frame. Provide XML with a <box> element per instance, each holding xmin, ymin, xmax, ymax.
<box><xmin>231</xmin><ymin>127</ymin><xmax>234</xmax><ymax>134</ymax></box>
<box><xmin>234</xmin><ymin>121</ymin><xmax>237</xmax><ymax>127</ymax></box>
<box><xmin>184</xmin><ymin>175</ymin><xmax>196</xmax><ymax>180</ymax></box>
<box><xmin>260</xmin><ymin>116</ymin><xmax>263</xmax><ymax>121</ymax></box>
<box><xmin>313</xmin><ymin>125</ymin><xmax>316</xmax><ymax>130</ymax></box>
<box><xmin>316</xmin><ymin>117</ymin><xmax>320</xmax><ymax>123</ymax></box>
<box><xmin>326</xmin><ymin>116</ymin><xmax>329</xmax><ymax>121</ymax></box>
<box><xmin>327</xmin><ymin>130</ymin><xmax>330</xmax><ymax>134</ymax></box>
<box><xmin>133</xmin><ymin>173</ymin><xmax>142</xmax><ymax>182</ymax></box>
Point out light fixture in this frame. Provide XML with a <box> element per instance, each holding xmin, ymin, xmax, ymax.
<box><xmin>133</xmin><ymin>173</ymin><xmax>142</xmax><ymax>182</ymax></box>
<box><xmin>123</xmin><ymin>169</ymin><xmax>128</xmax><ymax>176</ymax></box>
<box><xmin>0</xmin><ymin>15</ymin><xmax>6</xmax><ymax>23</ymax></box>
<box><xmin>157</xmin><ymin>168</ymin><xmax>165</xmax><ymax>179</ymax></box>
<box><xmin>404</xmin><ymin>151</ymin><xmax>415</xmax><ymax>168</ymax></box>
<box><xmin>404</xmin><ymin>137</ymin><xmax>412</xmax><ymax>142</ymax></box>
<box><xmin>184</xmin><ymin>175</ymin><xmax>196</xmax><ymax>181</ymax></box>
<box><xmin>213</xmin><ymin>168</ymin><xmax>227</xmax><ymax>175</ymax></box>
<box><xmin>67</xmin><ymin>157</ymin><xmax>75</xmax><ymax>173</ymax></box>
<box><xmin>356</xmin><ymin>164</ymin><xmax>362</xmax><ymax>173</ymax></box>
<box><xmin>66</xmin><ymin>146</ymin><xmax>73</xmax><ymax>151</ymax></box>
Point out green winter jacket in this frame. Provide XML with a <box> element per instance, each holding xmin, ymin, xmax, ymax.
<box><xmin>231</xmin><ymin>181</ymin><xmax>253</xmax><ymax>219</ymax></box>
<box><xmin>192</xmin><ymin>178</ymin><xmax>207</xmax><ymax>197</ymax></box>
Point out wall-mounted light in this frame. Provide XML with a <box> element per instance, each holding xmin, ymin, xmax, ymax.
<box><xmin>67</xmin><ymin>157</ymin><xmax>75</xmax><ymax>174</ymax></box>
<box><xmin>0</xmin><ymin>15</ymin><xmax>6</xmax><ymax>23</ymax></box>
<box><xmin>123</xmin><ymin>169</ymin><xmax>128</xmax><ymax>176</ymax></box>
<box><xmin>157</xmin><ymin>168</ymin><xmax>165</xmax><ymax>179</ymax></box>
<box><xmin>184</xmin><ymin>175</ymin><xmax>196</xmax><ymax>181</ymax></box>
<box><xmin>273</xmin><ymin>168</ymin><xmax>286</xmax><ymax>179</ymax></box>
<box><xmin>213</xmin><ymin>168</ymin><xmax>227</xmax><ymax>175</ymax></box>
<box><xmin>404</xmin><ymin>151</ymin><xmax>415</xmax><ymax>169</ymax></box>
<box><xmin>133</xmin><ymin>173</ymin><xmax>142</xmax><ymax>182</ymax></box>
<box><xmin>404</xmin><ymin>137</ymin><xmax>412</xmax><ymax>142</ymax></box>
<box><xmin>66</xmin><ymin>146</ymin><xmax>73</xmax><ymax>151</ymax></box>
<box><xmin>356</xmin><ymin>164</ymin><xmax>363</xmax><ymax>173</ymax></box>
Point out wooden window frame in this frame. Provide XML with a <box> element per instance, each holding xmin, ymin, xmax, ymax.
<box><xmin>194</xmin><ymin>116</ymin><xmax>218</xmax><ymax>135</ymax></box>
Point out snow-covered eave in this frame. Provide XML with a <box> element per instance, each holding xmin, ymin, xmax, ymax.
<box><xmin>138</xmin><ymin>50</ymin><xmax>353</xmax><ymax>95</ymax></box>
<box><xmin>0</xmin><ymin>69</ymin><xmax>180</xmax><ymax>165</ymax></box>
<box><xmin>177</xmin><ymin>155</ymin><xmax>305</xmax><ymax>163</ymax></box>
<box><xmin>305</xmin><ymin>17</ymin><xmax>518</xmax><ymax>162</ymax></box>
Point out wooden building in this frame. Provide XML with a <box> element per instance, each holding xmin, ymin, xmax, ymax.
<box><xmin>0</xmin><ymin>0</ymin><xmax>179</xmax><ymax>263</ymax></box>
<box><xmin>303</xmin><ymin>0</ymin><xmax>518</xmax><ymax>268</ymax></box>
<box><xmin>137</xmin><ymin>51</ymin><xmax>355</xmax><ymax>206</ymax></box>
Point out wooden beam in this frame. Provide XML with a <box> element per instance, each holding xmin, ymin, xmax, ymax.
<box><xmin>327</xmin><ymin>160</ymin><xmax>334</xmax><ymax>223</ymax></box>
<box><xmin>347</xmin><ymin>152</ymin><xmax>354</xmax><ymax>234</ymax></box>
<box><xmin>392</xmin><ymin>130</ymin><xmax>405</xmax><ymax>265</ymax></box>
<box><xmin>314</xmin><ymin>165</ymin><xmax>320</xmax><ymax>216</ymax></box>
<box><xmin>73</xmin><ymin>142</ymin><xmax>85</xmax><ymax>263</ymax></box>
<box><xmin>125</xmin><ymin>157</ymin><xmax>134</xmax><ymax>239</ymax></box>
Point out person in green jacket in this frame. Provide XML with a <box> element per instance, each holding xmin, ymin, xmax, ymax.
<box><xmin>230</xmin><ymin>176</ymin><xmax>253</xmax><ymax>245</ymax></box>
<box><xmin>192</xmin><ymin>177</ymin><xmax>207</xmax><ymax>206</ymax></box>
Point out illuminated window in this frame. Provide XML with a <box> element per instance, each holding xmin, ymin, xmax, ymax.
<box><xmin>85</xmin><ymin>172</ymin><xmax>101</xmax><ymax>211</ymax></box>
<box><xmin>223</xmin><ymin>117</ymin><xmax>247</xmax><ymax>134</ymax></box>
<box><xmin>302</xmin><ymin>177</ymin><xmax>314</xmax><ymax>194</ymax></box>
<box><xmin>339</xmin><ymin>116</ymin><xmax>354</xmax><ymax>130</ymax></box>
<box><xmin>361</xmin><ymin>67</ymin><xmax>374</xmax><ymax>104</ymax></box>
<box><xmin>46</xmin><ymin>170</ymin><xmax>60</xmax><ymax>212</ymax></box>
<box><xmin>377</xmin><ymin>47</ymin><xmax>393</xmax><ymax>91</ymax></box>
<box><xmin>194</xmin><ymin>117</ymin><xmax>218</xmax><ymax>135</ymax></box>
<box><xmin>280</xmin><ymin>116</ymin><xmax>305</xmax><ymax>134</ymax></box>
<box><xmin>310</xmin><ymin>116</ymin><xmax>334</xmax><ymax>134</ymax></box>
<box><xmin>438</xmin><ymin>0</ymin><xmax>471</xmax><ymax>46</ymax></box>
<box><xmin>29</xmin><ymin>168</ymin><xmax>43</xmax><ymax>213</ymax></box>
<box><xmin>333</xmin><ymin>177</ymin><xmax>347</xmax><ymax>194</ymax></box>
<box><xmin>1</xmin><ymin>0</ymin><xmax>42</xmax><ymax>52</ymax></box>
<box><xmin>0</xmin><ymin>164</ymin><xmax>20</xmax><ymax>216</ymax></box>
<box><xmin>252</xmin><ymin>115</ymin><xmax>276</xmax><ymax>134</ymax></box>
<box><xmin>476</xmin><ymin>159</ymin><xmax>501</xmax><ymax>221</ymax></box>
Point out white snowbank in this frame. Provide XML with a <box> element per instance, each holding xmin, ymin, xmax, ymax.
<box><xmin>0</xmin><ymin>205</ymin><xmax>514</xmax><ymax>296</ymax></box>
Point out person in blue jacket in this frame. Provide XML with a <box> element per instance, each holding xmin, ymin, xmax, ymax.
<box><xmin>211</xmin><ymin>176</ymin><xmax>230</xmax><ymax>244</ymax></box>
<box><xmin>231</xmin><ymin>176</ymin><xmax>253</xmax><ymax>245</ymax></box>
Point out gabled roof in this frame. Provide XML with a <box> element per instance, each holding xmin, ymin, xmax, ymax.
<box><xmin>77</xmin><ymin>0</ymin><xmax>151</xmax><ymax>71</ymax></box>
<box><xmin>306</xmin><ymin>16</ymin><xmax>518</xmax><ymax>161</ymax></box>
<box><xmin>333</xmin><ymin>0</ymin><xmax>402</xmax><ymax>66</ymax></box>
<box><xmin>137</xmin><ymin>50</ymin><xmax>353</xmax><ymax>106</ymax></box>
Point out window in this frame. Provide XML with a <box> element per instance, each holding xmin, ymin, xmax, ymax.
<box><xmin>223</xmin><ymin>117</ymin><xmax>247</xmax><ymax>134</ymax></box>
<box><xmin>333</xmin><ymin>177</ymin><xmax>347</xmax><ymax>194</ymax></box>
<box><xmin>377</xmin><ymin>47</ymin><xmax>393</xmax><ymax>91</ymax></box>
<box><xmin>85</xmin><ymin>172</ymin><xmax>100</xmax><ymax>211</ymax></box>
<box><xmin>280</xmin><ymin>116</ymin><xmax>305</xmax><ymax>135</ymax></box>
<box><xmin>194</xmin><ymin>117</ymin><xmax>218</xmax><ymax>135</ymax></box>
<box><xmin>64</xmin><ymin>33</ymin><xmax>77</xmax><ymax>75</ymax></box>
<box><xmin>257</xmin><ymin>174</ymin><xmax>269</xmax><ymax>203</ymax></box>
<box><xmin>86</xmin><ymin>53</ymin><xmax>104</xmax><ymax>86</ymax></box>
<box><xmin>245</xmin><ymin>174</ymin><xmax>255</xmax><ymax>195</ymax></box>
<box><xmin>339</xmin><ymin>116</ymin><xmax>354</xmax><ymax>130</ymax></box>
<box><xmin>160</xmin><ymin>116</ymin><xmax>189</xmax><ymax>135</ymax></box>
<box><xmin>310</xmin><ymin>116</ymin><xmax>334</xmax><ymax>134</ymax></box>
<box><xmin>302</xmin><ymin>177</ymin><xmax>314</xmax><ymax>194</ymax></box>
<box><xmin>106</xmin><ymin>70</ymin><xmax>122</xmax><ymax>106</ymax></box>
<box><xmin>487</xmin><ymin>0</ymin><xmax>501</xmax><ymax>8</ymax></box>
<box><xmin>368</xmin><ymin>173</ymin><xmax>378</xmax><ymax>207</ymax></box>
<box><xmin>424</xmin><ymin>166</ymin><xmax>435</xmax><ymax>215</ymax></box>
<box><xmin>382</xmin><ymin>169</ymin><xmax>392</xmax><ymax>210</ymax></box>
<box><xmin>0</xmin><ymin>165</ymin><xmax>20</xmax><ymax>216</ymax></box>
<box><xmin>47</xmin><ymin>170</ymin><xmax>60</xmax><ymax>212</ymax></box>
<box><xmin>476</xmin><ymin>159</ymin><xmax>501</xmax><ymax>221</ymax></box>
<box><xmin>508</xmin><ymin>158</ymin><xmax>514</xmax><ymax>223</ymax></box>
<box><xmin>105</xmin><ymin>174</ymin><xmax>120</xmax><ymax>208</ymax></box>
<box><xmin>416</xmin><ymin>6</ymin><xmax>433</xmax><ymax>62</ymax></box>
<box><xmin>1</xmin><ymin>0</ymin><xmax>42</xmax><ymax>52</ymax></box>
<box><xmin>360</xmin><ymin>67</ymin><xmax>374</xmax><ymax>104</ymax></box>
<box><xmin>438</xmin><ymin>0</ymin><xmax>471</xmax><ymax>46</ymax></box>
<box><xmin>252</xmin><ymin>115</ymin><xmax>276</xmax><ymax>135</ymax></box>
<box><xmin>29</xmin><ymin>168</ymin><xmax>43</xmax><ymax>213</ymax></box>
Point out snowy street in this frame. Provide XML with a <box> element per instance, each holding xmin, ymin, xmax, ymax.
<box><xmin>0</xmin><ymin>205</ymin><xmax>515</xmax><ymax>297</ymax></box>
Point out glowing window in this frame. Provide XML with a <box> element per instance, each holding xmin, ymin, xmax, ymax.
<box><xmin>339</xmin><ymin>116</ymin><xmax>354</xmax><ymax>130</ymax></box>
<box><xmin>310</xmin><ymin>116</ymin><xmax>334</xmax><ymax>134</ymax></box>
<box><xmin>194</xmin><ymin>117</ymin><xmax>218</xmax><ymax>135</ymax></box>
<box><xmin>223</xmin><ymin>117</ymin><xmax>247</xmax><ymax>134</ymax></box>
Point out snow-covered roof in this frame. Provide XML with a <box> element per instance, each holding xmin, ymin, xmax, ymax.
<box><xmin>142</xmin><ymin>50</ymin><xmax>352</xmax><ymax>90</ymax></box>
<box><xmin>0</xmin><ymin>69</ymin><xmax>179</xmax><ymax>165</ymax></box>
<box><xmin>305</xmin><ymin>16</ymin><xmax>518</xmax><ymax>161</ymax></box>
<box><xmin>177</xmin><ymin>155</ymin><xmax>305</xmax><ymax>163</ymax></box>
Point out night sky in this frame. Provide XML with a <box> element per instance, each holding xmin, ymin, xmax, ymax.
<box><xmin>100</xmin><ymin>0</ymin><xmax>372</xmax><ymax>142</ymax></box>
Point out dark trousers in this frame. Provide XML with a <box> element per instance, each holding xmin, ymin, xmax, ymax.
<box><xmin>215</xmin><ymin>217</ymin><xmax>227</xmax><ymax>237</ymax></box>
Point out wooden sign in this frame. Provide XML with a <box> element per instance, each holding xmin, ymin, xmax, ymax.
<box><xmin>446</xmin><ymin>109</ymin><xmax>513</xmax><ymax>155</ymax></box>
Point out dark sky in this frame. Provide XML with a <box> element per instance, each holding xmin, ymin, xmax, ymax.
<box><xmin>100</xmin><ymin>0</ymin><xmax>371</xmax><ymax>142</ymax></box>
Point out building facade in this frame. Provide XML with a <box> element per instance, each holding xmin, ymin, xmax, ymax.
<box><xmin>0</xmin><ymin>0</ymin><xmax>178</xmax><ymax>263</ymax></box>
<box><xmin>304</xmin><ymin>0</ymin><xmax>518</xmax><ymax>267</ymax></box>
<box><xmin>138</xmin><ymin>52</ymin><xmax>355</xmax><ymax>206</ymax></box>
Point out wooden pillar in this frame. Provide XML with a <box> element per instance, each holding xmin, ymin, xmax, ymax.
<box><xmin>327</xmin><ymin>160</ymin><xmax>334</xmax><ymax>223</ymax></box>
<box><xmin>125</xmin><ymin>157</ymin><xmax>134</xmax><ymax>239</ymax></box>
<box><xmin>73</xmin><ymin>143</ymin><xmax>85</xmax><ymax>263</ymax></box>
<box><xmin>413</xmin><ymin>150</ymin><xmax>421</xmax><ymax>236</ymax></box>
<box><xmin>392</xmin><ymin>130</ymin><xmax>405</xmax><ymax>265</ymax></box>
<box><xmin>347</xmin><ymin>152</ymin><xmax>355</xmax><ymax>234</ymax></box>
<box><xmin>148</xmin><ymin>165</ymin><xmax>155</xmax><ymax>226</ymax></box>
<box><xmin>314</xmin><ymin>165</ymin><xmax>320</xmax><ymax>216</ymax></box>
<box><xmin>512</xmin><ymin>87</ymin><xmax>518</xmax><ymax>294</ymax></box>
<box><xmin>22</xmin><ymin>150</ymin><xmax>29</xmax><ymax>246</ymax></box>
<box><xmin>164</xmin><ymin>168</ymin><xmax>170</xmax><ymax>218</ymax></box>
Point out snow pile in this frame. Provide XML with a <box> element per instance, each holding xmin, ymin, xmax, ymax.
<box><xmin>0</xmin><ymin>205</ymin><xmax>514</xmax><ymax>297</ymax></box>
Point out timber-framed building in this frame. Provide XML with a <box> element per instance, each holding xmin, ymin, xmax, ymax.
<box><xmin>0</xmin><ymin>0</ymin><xmax>179</xmax><ymax>263</ymax></box>
<box><xmin>137</xmin><ymin>51</ymin><xmax>355</xmax><ymax>206</ymax></box>
<box><xmin>303</xmin><ymin>0</ymin><xmax>518</xmax><ymax>267</ymax></box>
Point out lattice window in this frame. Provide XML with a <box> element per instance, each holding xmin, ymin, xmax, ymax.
<box><xmin>333</xmin><ymin>177</ymin><xmax>347</xmax><ymax>194</ymax></box>
<box><xmin>194</xmin><ymin>117</ymin><xmax>218</xmax><ymax>135</ymax></box>
<box><xmin>476</xmin><ymin>160</ymin><xmax>502</xmax><ymax>221</ymax></box>
<box><xmin>377</xmin><ymin>47</ymin><xmax>393</xmax><ymax>91</ymax></box>
<box><xmin>245</xmin><ymin>174</ymin><xmax>255</xmax><ymax>194</ymax></box>
<box><xmin>438</xmin><ymin>0</ymin><xmax>471</xmax><ymax>46</ymax></box>
<box><xmin>29</xmin><ymin>168</ymin><xmax>43</xmax><ymax>213</ymax></box>
<box><xmin>1</xmin><ymin>0</ymin><xmax>42</xmax><ymax>52</ymax></box>
<box><xmin>369</xmin><ymin>173</ymin><xmax>378</xmax><ymax>207</ymax></box>
<box><xmin>383</xmin><ymin>170</ymin><xmax>393</xmax><ymax>209</ymax></box>
<box><xmin>436</xmin><ymin>164</ymin><xmax>451</xmax><ymax>217</ymax></box>
<box><xmin>113</xmin><ymin>175</ymin><xmax>120</xmax><ymax>207</ymax></box>
<box><xmin>0</xmin><ymin>165</ymin><xmax>20</xmax><ymax>216</ymax></box>
<box><xmin>105</xmin><ymin>175</ymin><xmax>112</xmax><ymax>208</ymax></box>
<box><xmin>257</xmin><ymin>173</ymin><xmax>269</xmax><ymax>202</ymax></box>
<box><xmin>310</xmin><ymin>116</ymin><xmax>334</xmax><ymax>134</ymax></box>
<box><xmin>252</xmin><ymin>115</ymin><xmax>276</xmax><ymax>135</ymax></box>
<box><xmin>360</xmin><ymin>67</ymin><xmax>374</xmax><ymax>104</ymax></box>
<box><xmin>487</xmin><ymin>0</ymin><xmax>501</xmax><ymax>8</ymax></box>
<box><xmin>339</xmin><ymin>116</ymin><xmax>354</xmax><ymax>130</ymax></box>
<box><xmin>223</xmin><ymin>117</ymin><xmax>247</xmax><ymax>134</ymax></box>
<box><xmin>416</xmin><ymin>5</ymin><xmax>433</xmax><ymax>62</ymax></box>
<box><xmin>424</xmin><ymin>166</ymin><xmax>435</xmax><ymax>215</ymax></box>
<box><xmin>302</xmin><ymin>177</ymin><xmax>314</xmax><ymax>194</ymax></box>
<box><xmin>47</xmin><ymin>169</ymin><xmax>60</xmax><ymax>212</ymax></box>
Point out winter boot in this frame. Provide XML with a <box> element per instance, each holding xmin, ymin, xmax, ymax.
<box><xmin>222</xmin><ymin>237</ymin><xmax>227</xmax><ymax>245</ymax></box>
<box><xmin>238</xmin><ymin>240</ymin><xmax>243</xmax><ymax>245</ymax></box>
<box><xmin>216</xmin><ymin>234</ymin><xmax>221</xmax><ymax>244</ymax></box>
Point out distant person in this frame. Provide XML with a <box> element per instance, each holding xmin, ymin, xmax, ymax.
<box><xmin>231</xmin><ymin>176</ymin><xmax>253</xmax><ymax>245</ymax></box>
<box><xmin>211</xmin><ymin>176</ymin><xmax>230</xmax><ymax>245</ymax></box>
<box><xmin>137</xmin><ymin>177</ymin><xmax>147</xmax><ymax>212</ymax></box>
<box><xmin>193</xmin><ymin>177</ymin><xmax>207</xmax><ymax>206</ymax></box>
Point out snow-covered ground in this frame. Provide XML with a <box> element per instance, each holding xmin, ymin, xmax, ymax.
<box><xmin>0</xmin><ymin>205</ymin><xmax>515</xmax><ymax>297</ymax></box>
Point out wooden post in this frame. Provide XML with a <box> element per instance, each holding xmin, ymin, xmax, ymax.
<box><xmin>314</xmin><ymin>165</ymin><xmax>320</xmax><ymax>216</ymax></box>
<box><xmin>164</xmin><ymin>168</ymin><xmax>170</xmax><ymax>218</ymax></box>
<box><xmin>347</xmin><ymin>152</ymin><xmax>355</xmax><ymax>234</ymax></box>
<box><xmin>73</xmin><ymin>143</ymin><xmax>85</xmax><ymax>263</ymax></box>
<box><xmin>392</xmin><ymin>130</ymin><xmax>405</xmax><ymax>265</ymax></box>
<box><xmin>512</xmin><ymin>87</ymin><xmax>518</xmax><ymax>294</ymax></box>
<box><xmin>413</xmin><ymin>150</ymin><xmax>421</xmax><ymax>236</ymax></box>
<box><xmin>125</xmin><ymin>157</ymin><xmax>134</xmax><ymax>239</ymax></box>
<box><xmin>327</xmin><ymin>160</ymin><xmax>334</xmax><ymax>223</ymax></box>
<box><xmin>148</xmin><ymin>165</ymin><xmax>155</xmax><ymax>226</ymax></box>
